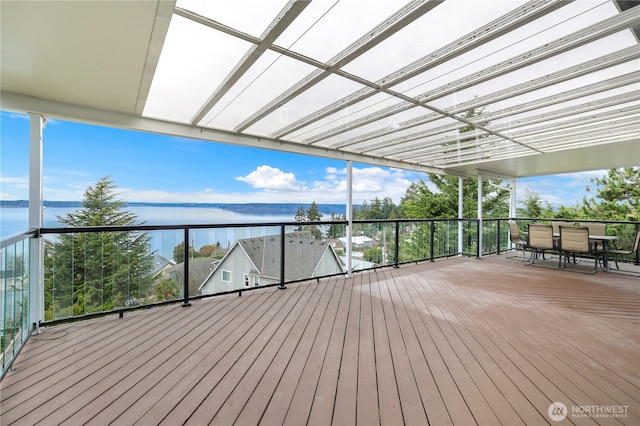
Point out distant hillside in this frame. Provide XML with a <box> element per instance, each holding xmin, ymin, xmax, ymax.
<box><xmin>0</xmin><ymin>201</ymin><xmax>348</xmax><ymax>216</ymax></box>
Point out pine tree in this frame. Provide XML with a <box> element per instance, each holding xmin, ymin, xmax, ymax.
<box><xmin>399</xmin><ymin>175</ymin><xmax>509</xmax><ymax>219</ymax></box>
<box><xmin>306</xmin><ymin>201</ymin><xmax>322</xmax><ymax>221</ymax></box>
<box><xmin>44</xmin><ymin>176</ymin><xmax>155</xmax><ymax>320</ymax></box>
<box><xmin>582</xmin><ymin>167</ymin><xmax>639</xmax><ymax>221</ymax></box>
<box><xmin>294</xmin><ymin>202</ymin><xmax>323</xmax><ymax>239</ymax></box>
<box><xmin>517</xmin><ymin>188</ymin><xmax>553</xmax><ymax>218</ymax></box>
<box><xmin>327</xmin><ymin>212</ymin><xmax>345</xmax><ymax>239</ymax></box>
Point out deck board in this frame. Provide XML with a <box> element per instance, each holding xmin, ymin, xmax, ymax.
<box><xmin>2</xmin><ymin>255</ymin><xmax>639</xmax><ymax>425</ymax></box>
<box><xmin>370</xmin><ymin>270</ymin><xmax>405</xmax><ymax>426</ymax></box>
<box><xmin>305</xmin><ymin>271</ymin><xmax>352</xmax><ymax>426</ymax></box>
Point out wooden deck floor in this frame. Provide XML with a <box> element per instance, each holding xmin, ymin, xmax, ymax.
<box><xmin>1</xmin><ymin>255</ymin><xmax>639</xmax><ymax>425</ymax></box>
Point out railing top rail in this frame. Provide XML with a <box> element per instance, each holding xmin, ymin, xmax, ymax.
<box><xmin>512</xmin><ymin>217</ymin><xmax>640</xmax><ymax>226</ymax></box>
<box><xmin>0</xmin><ymin>229</ymin><xmax>37</xmax><ymax>249</ymax></box>
<box><xmin>37</xmin><ymin>221</ymin><xmax>348</xmax><ymax>235</ymax></box>
<box><xmin>4</xmin><ymin>217</ymin><xmax>637</xmax><ymax>240</ymax></box>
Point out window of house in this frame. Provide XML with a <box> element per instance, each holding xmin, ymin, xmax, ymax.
<box><xmin>244</xmin><ymin>274</ymin><xmax>250</xmax><ymax>287</ymax></box>
<box><xmin>222</xmin><ymin>270</ymin><xmax>232</xmax><ymax>283</ymax></box>
<box><xmin>253</xmin><ymin>275</ymin><xmax>260</xmax><ymax>287</ymax></box>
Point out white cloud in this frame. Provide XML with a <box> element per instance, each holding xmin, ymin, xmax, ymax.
<box><xmin>517</xmin><ymin>170</ymin><xmax>607</xmax><ymax>208</ymax></box>
<box><xmin>109</xmin><ymin>165</ymin><xmax>419</xmax><ymax>204</ymax></box>
<box><xmin>1</xmin><ymin>164</ymin><xmax>414</xmax><ymax>205</ymax></box>
<box><xmin>236</xmin><ymin>165</ymin><xmax>304</xmax><ymax>191</ymax></box>
<box><xmin>0</xmin><ymin>175</ymin><xmax>29</xmax><ymax>188</ymax></box>
<box><xmin>0</xmin><ymin>175</ymin><xmax>30</xmax><ymax>199</ymax></box>
<box><xmin>561</xmin><ymin>170</ymin><xmax>606</xmax><ymax>188</ymax></box>
<box><xmin>322</xmin><ymin>166</ymin><xmax>417</xmax><ymax>203</ymax></box>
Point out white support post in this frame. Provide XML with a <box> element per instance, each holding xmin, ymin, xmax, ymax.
<box><xmin>458</xmin><ymin>177</ymin><xmax>463</xmax><ymax>256</ymax></box>
<box><xmin>29</xmin><ymin>113</ymin><xmax>45</xmax><ymax>333</ymax></box>
<box><xmin>346</xmin><ymin>161</ymin><xmax>353</xmax><ymax>277</ymax></box>
<box><xmin>477</xmin><ymin>174</ymin><xmax>483</xmax><ymax>259</ymax></box>
<box><xmin>510</xmin><ymin>179</ymin><xmax>517</xmax><ymax>219</ymax></box>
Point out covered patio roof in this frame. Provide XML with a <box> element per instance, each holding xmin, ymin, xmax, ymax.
<box><xmin>1</xmin><ymin>0</ymin><xmax>639</xmax><ymax>179</ymax></box>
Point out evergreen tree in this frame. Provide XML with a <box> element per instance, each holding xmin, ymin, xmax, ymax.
<box><xmin>294</xmin><ymin>202</ymin><xmax>323</xmax><ymax>239</ymax></box>
<box><xmin>353</xmin><ymin>197</ymin><xmax>400</xmax><ymax>220</ymax></box>
<box><xmin>582</xmin><ymin>167</ymin><xmax>639</xmax><ymax>221</ymax></box>
<box><xmin>173</xmin><ymin>241</ymin><xmax>197</xmax><ymax>263</ymax></box>
<box><xmin>44</xmin><ymin>176</ymin><xmax>155</xmax><ymax>320</ymax></box>
<box><xmin>399</xmin><ymin>175</ymin><xmax>509</xmax><ymax>219</ymax></box>
<box><xmin>307</xmin><ymin>201</ymin><xmax>323</xmax><ymax>221</ymax></box>
<box><xmin>327</xmin><ymin>212</ymin><xmax>345</xmax><ymax>239</ymax></box>
<box><xmin>294</xmin><ymin>205</ymin><xmax>307</xmax><ymax>231</ymax></box>
<box><xmin>364</xmin><ymin>247</ymin><xmax>383</xmax><ymax>264</ymax></box>
<box><xmin>155</xmin><ymin>278</ymin><xmax>180</xmax><ymax>302</ymax></box>
<box><xmin>294</xmin><ymin>205</ymin><xmax>307</xmax><ymax>221</ymax></box>
<box><xmin>517</xmin><ymin>188</ymin><xmax>553</xmax><ymax>218</ymax></box>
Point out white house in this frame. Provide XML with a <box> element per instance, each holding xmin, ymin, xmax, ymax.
<box><xmin>338</xmin><ymin>235</ymin><xmax>374</xmax><ymax>248</ymax></box>
<box><xmin>199</xmin><ymin>231</ymin><xmax>345</xmax><ymax>295</ymax></box>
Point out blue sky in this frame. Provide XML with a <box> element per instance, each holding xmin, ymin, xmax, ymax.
<box><xmin>1</xmin><ymin>111</ymin><xmax>604</xmax><ymax>207</ymax></box>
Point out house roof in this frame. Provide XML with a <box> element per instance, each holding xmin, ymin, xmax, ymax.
<box><xmin>151</xmin><ymin>254</ymin><xmax>175</xmax><ymax>276</ymax></box>
<box><xmin>1</xmin><ymin>1</ymin><xmax>638</xmax><ymax>179</ymax></box>
<box><xmin>238</xmin><ymin>231</ymin><xmax>343</xmax><ymax>280</ymax></box>
<box><xmin>166</xmin><ymin>257</ymin><xmax>215</xmax><ymax>296</ymax></box>
<box><xmin>338</xmin><ymin>236</ymin><xmax>374</xmax><ymax>246</ymax></box>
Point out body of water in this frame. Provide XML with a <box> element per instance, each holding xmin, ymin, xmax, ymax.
<box><xmin>1</xmin><ymin>206</ymin><xmax>295</xmax><ymax>239</ymax></box>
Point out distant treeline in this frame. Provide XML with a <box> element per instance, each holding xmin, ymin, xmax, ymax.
<box><xmin>0</xmin><ymin>200</ymin><xmax>349</xmax><ymax>216</ymax></box>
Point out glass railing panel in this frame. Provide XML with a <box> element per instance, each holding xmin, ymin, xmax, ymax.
<box><xmin>350</xmin><ymin>221</ymin><xmax>394</xmax><ymax>270</ymax></box>
<box><xmin>607</xmin><ymin>223</ymin><xmax>640</xmax><ymax>266</ymax></box>
<box><xmin>1</xmin><ymin>234</ymin><xmax>30</xmax><ymax>376</ymax></box>
<box><xmin>397</xmin><ymin>220</ymin><xmax>431</xmax><ymax>264</ymax></box>
<box><xmin>433</xmin><ymin>220</ymin><xmax>459</xmax><ymax>258</ymax></box>
<box><xmin>480</xmin><ymin>219</ymin><xmax>509</xmax><ymax>256</ymax></box>
<box><xmin>44</xmin><ymin>228</ymin><xmax>180</xmax><ymax>321</ymax></box>
<box><xmin>461</xmin><ymin>220</ymin><xmax>479</xmax><ymax>257</ymax></box>
<box><xmin>192</xmin><ymin>224</ymin><xmax>296</xmax><ymax>296</ymax></box>
<box><xmin>325</xmin><ymin>222</ymin><xmax>347</xmax><ymax>270</ymax></box>
<box><xmin>147</xmin><ymin>228</ymin><xmax>185</xmax><ymax>304</ymax></box>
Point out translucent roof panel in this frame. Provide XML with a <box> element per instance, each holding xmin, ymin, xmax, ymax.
<box><xmin>143</xmin><ymin>15</ymin><xmax>254</xmax><ymax>123</ymax></box>
<box><xmin>176</xmin><ymin>0</ymin><xmax>290</xmax><ymax>39</ymax></box>
<box><xmin>199</xmin><ymin>51</ymin><xmax>319</xmax><ymax>132</ymax></box>
<box><xmin>274</xmin><ymin>1</ymin><xmax>414</xmax><ymax>64</ymax></box>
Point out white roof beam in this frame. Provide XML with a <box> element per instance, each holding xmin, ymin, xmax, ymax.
<box><xmin>135</xmin><ymin>0</ymin><xmax>176</xmax><ymax>115</ymax></box>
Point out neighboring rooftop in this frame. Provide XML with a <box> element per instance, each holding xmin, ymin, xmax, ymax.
<box><xmin>236</xmin><ymin>231</ymin><xmax>344</xmax><ymax>280</ymax></box>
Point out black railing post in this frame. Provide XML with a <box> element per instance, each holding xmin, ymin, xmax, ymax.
<box><xmin>634</xmin><ymin>225</ymin><xmax>640</xmax><ymax>266</ymax></box>
<box><xmin>476</xmin><ymin>220</ymin><xmax>481</xmax><ymax>258</ymax></box>
<box><xmin>394</xmin><ymin>220</ymin><xmax>400</xmax><ymax>268</ymax></box>
<box><xmin>497</xmin><ymin>220</ymin><xmax>502</xmax><ymax>255</ymax></box>
<box><xmin>429</xmin><ymin>220</ymin><xmax>435</xmax><ymax>262</ymax></box>
<box><xmin>279</xmin><ymin>224</ymin><xmax>287</xmax><ymax>289</ymax></box>
<box><xmin>182</xmin><ymin>227</ymin><xmax>191</xmax><ymax>307</ymax></box>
